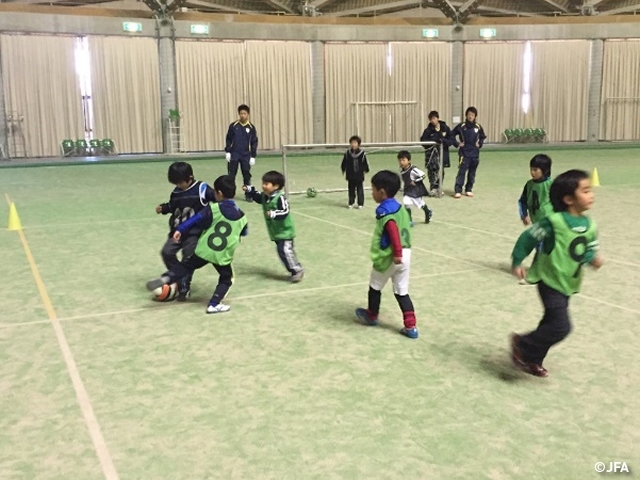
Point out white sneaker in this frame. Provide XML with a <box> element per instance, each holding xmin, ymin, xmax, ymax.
<box><xmin>206</xmin><ymin>303</ymin><xmax>231</xmax><ymax>314</ymax></box>
<box><xmin>454</xmin><ymin>193</ymin><xmax>462</xmax><ymax>199</ymax></box>
<box><xmin>357</xmin><ymin>205</ymin><xmax>363</xmax><ymax>209</ymax></box>
<box><xmin>465</xmin><ymin>192</ymin><xmax>474</xmax><ymax>197</ymax></box>
<box><xmin>348</xmin><ymin>204</ymin><xmax>354</xmax><ymax>209</ymax></box>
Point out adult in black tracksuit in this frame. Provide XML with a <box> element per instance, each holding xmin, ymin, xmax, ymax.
<box><xmin>340</xmin><ymin>135</ymin><xmax>370</xmax><ymax>208</ymax></box>
<box><xmin>450</xmin><ymin>106</ymin><xmax>487</xmax><ymax>198</ymax></box>
<box><xmin>225</xmin><ymin>104</ymin><xmax>258</xmax><ymax>201</ymax></box>
<box><xmin>420</xmin><ymin>110</ymin><xmax>453</xmax><ymax>194</ymax></box>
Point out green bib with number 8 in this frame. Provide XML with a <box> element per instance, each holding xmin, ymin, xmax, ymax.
<box><xmin>526</xmin><ymin>212</ymin><xmax>597</xmax><ymax>295</ymax></box>
<box><xmin>195</xmin><ymin>203</ymin><xmax>248</xmax><ymax>266</ymax></box>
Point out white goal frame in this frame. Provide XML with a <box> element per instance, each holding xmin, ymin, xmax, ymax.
<box><xmin>281</xmin><ymin>141</ymin><xmax>443</xmax><ymax>198</ymax></box>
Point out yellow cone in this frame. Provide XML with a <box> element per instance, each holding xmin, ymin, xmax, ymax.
<box><xmin>591</xmin><ymin>167</ymin><xmax>600</xmax><ymax>187</ymax></box>
<box><xmin>7</xmin><ymin>202</ymin><xmax>22</xmax><ymax>231</ymax></box>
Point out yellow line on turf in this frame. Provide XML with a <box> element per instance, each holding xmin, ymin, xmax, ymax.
<box><xmin>1</xmin><ymin>268</ymin><xmax>483</xmax><ymax>329</ymax></box>
<box><xmin>296</xmin><ymin>210</ymin><xmax>640</xmax><ymax>315</ymax></box>
<box><xmin>4</xmin><ymin>194</ymin><xmax>120</xmax><ymax>480</ymax></box>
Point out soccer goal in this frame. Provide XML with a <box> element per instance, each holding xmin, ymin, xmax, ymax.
<box><xmin>281</xmin><ymin>141</ymin><xmax>443</xmax><ymax>199</ymax></box>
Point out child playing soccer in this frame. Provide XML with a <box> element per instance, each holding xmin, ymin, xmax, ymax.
<box><xmin>398</xmin><ymin>150</ymin><xmax>432</xmax><ymax>225</ymax></box>
<box><xmin>155</xmin><ymin>161</ymin><xmax>216</xmax><ymax>300</ymax></box>
<box><xmin>510</xmin><ymin>169</ymin><xmax>604</xmax><ymax>377</ymax></box>
<box><xmin>146</xmin><ymin>175</ymin><xmax>248</xmax><ymax>314</ymax></box>
<box><xmin>518</xmin><ymin>154</ymin><xmax>553</xmax><ymax>226</ymax></box>
<box><xmin>355</xmin><ymin>170</ymin><xmax>419</xmax><ymax>339</ymax></box>
<box><xmin>244</xmin><ymin>171</ymin><xmax>304</xmax><ymax>282</ymax></box>
<box><xmin>341</xmin><ymin>135</ymin><xmax>370</xmax><ymax>209</ymax></box>
<box><xmin>450</xmin><ymin>106</ymin><xmax>486</xmax><ymax>198</ymax></box>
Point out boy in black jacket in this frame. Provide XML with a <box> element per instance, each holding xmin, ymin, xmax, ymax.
<box><xmin>341</xmin><ymin>135</ymin><xmax>370</xmax><ymax>209</ymax></box>
<box><xmin>420</xmin><ymin>111</ymin><xmax>453</xmax><ymax>195</ymax></box>
<box><xmin>450</xmin><ymin>106</ymin><xmax>487</xmax><ymax>198</ymax></box>
<box><xmin>155</xmin><ymin>161</ymin><xmax>217</xmax><ymax>300</ymax></box>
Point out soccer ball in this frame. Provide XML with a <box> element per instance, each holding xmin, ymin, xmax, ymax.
<box><xmin>306</xmin><ymin>187</ymin><xmax>317</xmax><ymax>198</ymax></box>
<box><xmin>154</xmin><ymin>283</ymin><xmax>178</xmax><ymax>302</ymax></box>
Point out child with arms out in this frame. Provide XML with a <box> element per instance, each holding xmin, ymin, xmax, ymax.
<box><xmin>244</xmin><ymin>171</ymin><xmax>304</xmax><ymax>282</ymax></box>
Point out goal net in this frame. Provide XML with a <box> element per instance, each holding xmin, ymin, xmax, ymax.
<box><xmin>281</xmin><ymin>141</ymin><xmax>443</xmax><ymax>199</ymax></box>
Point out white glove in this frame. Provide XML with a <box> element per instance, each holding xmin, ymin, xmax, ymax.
<box><xmin>225</xmin><ymin>152</ymin><xmax>231</xmax><ymax>162</ymax></box>
<box><xmin>249</xmin><ymin>157</ymin><xmax>256</xmax><ymax>166</ymax></box>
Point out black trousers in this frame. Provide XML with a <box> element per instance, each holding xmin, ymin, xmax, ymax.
<box><xmin>168</xmin><ymin>254</ymin><xmax>234</xmax><ymax>306</ymax></box>
<box><xmin>228</xmin><ymin>157</ymin><xmax>252</xmax><ymax>187</ymax></box>
<box><xmin>347</xmin><ymin>179</ymin><xmax>365</xmax><ymax>206</ymax></box>
<box><xmin>454</xmin><ymin>156</ymin><xmax>479</xmax><ymax>194</ymax></box>
<box><xmin>519</xmin><ymin>282</ymin><xmax>572</xmax><ymax>365</ymax></box>
<box><xmin>161</xmin><ymin>234</ymin><xmax>199</xmax><ymax>271</ymax></box>
<box><xmin>275</xmin><ymin>240</ymin><xmax>303</xmax><ymax>275</ymax></box>
<box><xmin>426</xmin><ymin>147</ymin><xmax>442</xmax><ymax>191</ymax></box>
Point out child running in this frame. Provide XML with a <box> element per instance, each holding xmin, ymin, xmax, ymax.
<box><xmin>398</xmin><ymin>150</ymin><xmax>432</xmax><ymax>225</ymax></box>
<box><xmin>510</xmin><ymin>169</ymin><xmax>603</xmax><ymax>377</ymax></box>
<box><xmin>355</xmin><ymin>170</ymin><xmax>419</xmax><ymax>339</ymax></box>
<box><xmin>244</xmin><ymin>171</ymin><xmax>304</xmax><ymax>282</ymax></box>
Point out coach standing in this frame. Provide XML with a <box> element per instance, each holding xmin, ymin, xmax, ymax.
<box><xmin>225</xmin><ymin>104</ymin><xmax>259</xmax><ymax>202</ymax></box>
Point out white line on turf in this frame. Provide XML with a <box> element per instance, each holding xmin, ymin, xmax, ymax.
<box><xmin>430</xmin><ymin>218</ymin><xmax>640</xmax><ymax>269</ymax></box>
<box><xmin>574</xmin><ymin>294</ymin><xmax>640</xmax><ymax>315</ymax></box>
<box><xmin>296</xmin><ymin>211</ymin><xmax>640</xmax><ymax>315</ymax></box>
<box><xmin>0</xmin><ymin>268</ymin><xmax>483</xmax><ymax>330</ymax></box>
<box><xmin>296</xmin><ymin>211</ymin><xmax>493</xmax><ymax>268</ymax></box>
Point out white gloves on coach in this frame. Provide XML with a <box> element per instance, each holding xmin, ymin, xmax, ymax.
<box><xmin>249</xmin><ymin>157</ymin><xmax>256</xmax><ymax>166</ymax></box>
<box><xmin>225</xmin><ymin>152</ymin><xmax>231</xmax><ymax>162</ymax></box>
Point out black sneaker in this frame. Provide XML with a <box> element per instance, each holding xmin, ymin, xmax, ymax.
<box><xmin>176</xmin><ymin>290</ymin><xmax>191</xmax><ymax>302</ymax></box>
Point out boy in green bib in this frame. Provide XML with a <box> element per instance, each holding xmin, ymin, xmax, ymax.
<box><xmin>146</xmin><ymin>175</ymin><xmax>248</xmax><ymax>314</ymax></box>
<box><xmin>510</xmin><ymin>170</ymin><xmax>604</xmax><ymax>377</ymax></box>
<box><xmin>355</xmin><ymin>170</ymin><xmax>419</xmax><ymax>339</ymax></box>
<box><xmin>518</xmin><ymin>154</ymin><xmax>553</xmax><ymax>226</ymax></box>
<box><xmin>244</xmin><ymin>171</ymin><xmax>304</xmax><ymax>282</ymax></box>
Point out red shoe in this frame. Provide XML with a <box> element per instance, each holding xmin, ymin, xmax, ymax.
<box><xmin>524</xmin><ymin>363</ymin><xmax>549</xmax><ymax>377</ymax></box>
<box><xmin>510</xmin><ymin>333</ymin><xmax>525</xmax><ymax>367</ymax></box>
<box><xmin>510</xmin><ymin>333</ymin><xmax>549</xmax><ymax>377</ymax></box>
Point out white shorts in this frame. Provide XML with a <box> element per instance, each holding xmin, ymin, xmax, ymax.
<box><xmin>369</xmin><ymin>249</ymin><xmax>412</xmax><ymax>296</ymax></box>
<box><xmin>403</xmin><ymin>196</ymin><xmax>425</xmax><ymax>209</ymax></box>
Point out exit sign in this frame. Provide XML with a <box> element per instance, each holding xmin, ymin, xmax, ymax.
<box><xmin>422</xmin><ymin>28</ymin><xmax>439</xmax><ymax>38</ymax></box>
<box><xmin>123</xmin><ymin>22</ymin><xmax>142</xmax><ymax>33</ymax></box>
<box><xmin>479</xmin><ymin>28</ymin><xmax>496</xmax><ymax>38</ymax></box>
<box><xmin>190</xmin><ymin>24</ymin><xmax>210</xmax><ymax>35</ymax></box>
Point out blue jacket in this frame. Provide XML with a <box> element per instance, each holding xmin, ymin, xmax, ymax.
<box><xmin>225</xmin><ymin>121</ymin><xmax>258</xmax><ymax>161</ymax></box>
<box><xmin>451</xmin><ymin>121</ymin><xmax>486</xmax><ymax>158</ymax></box>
